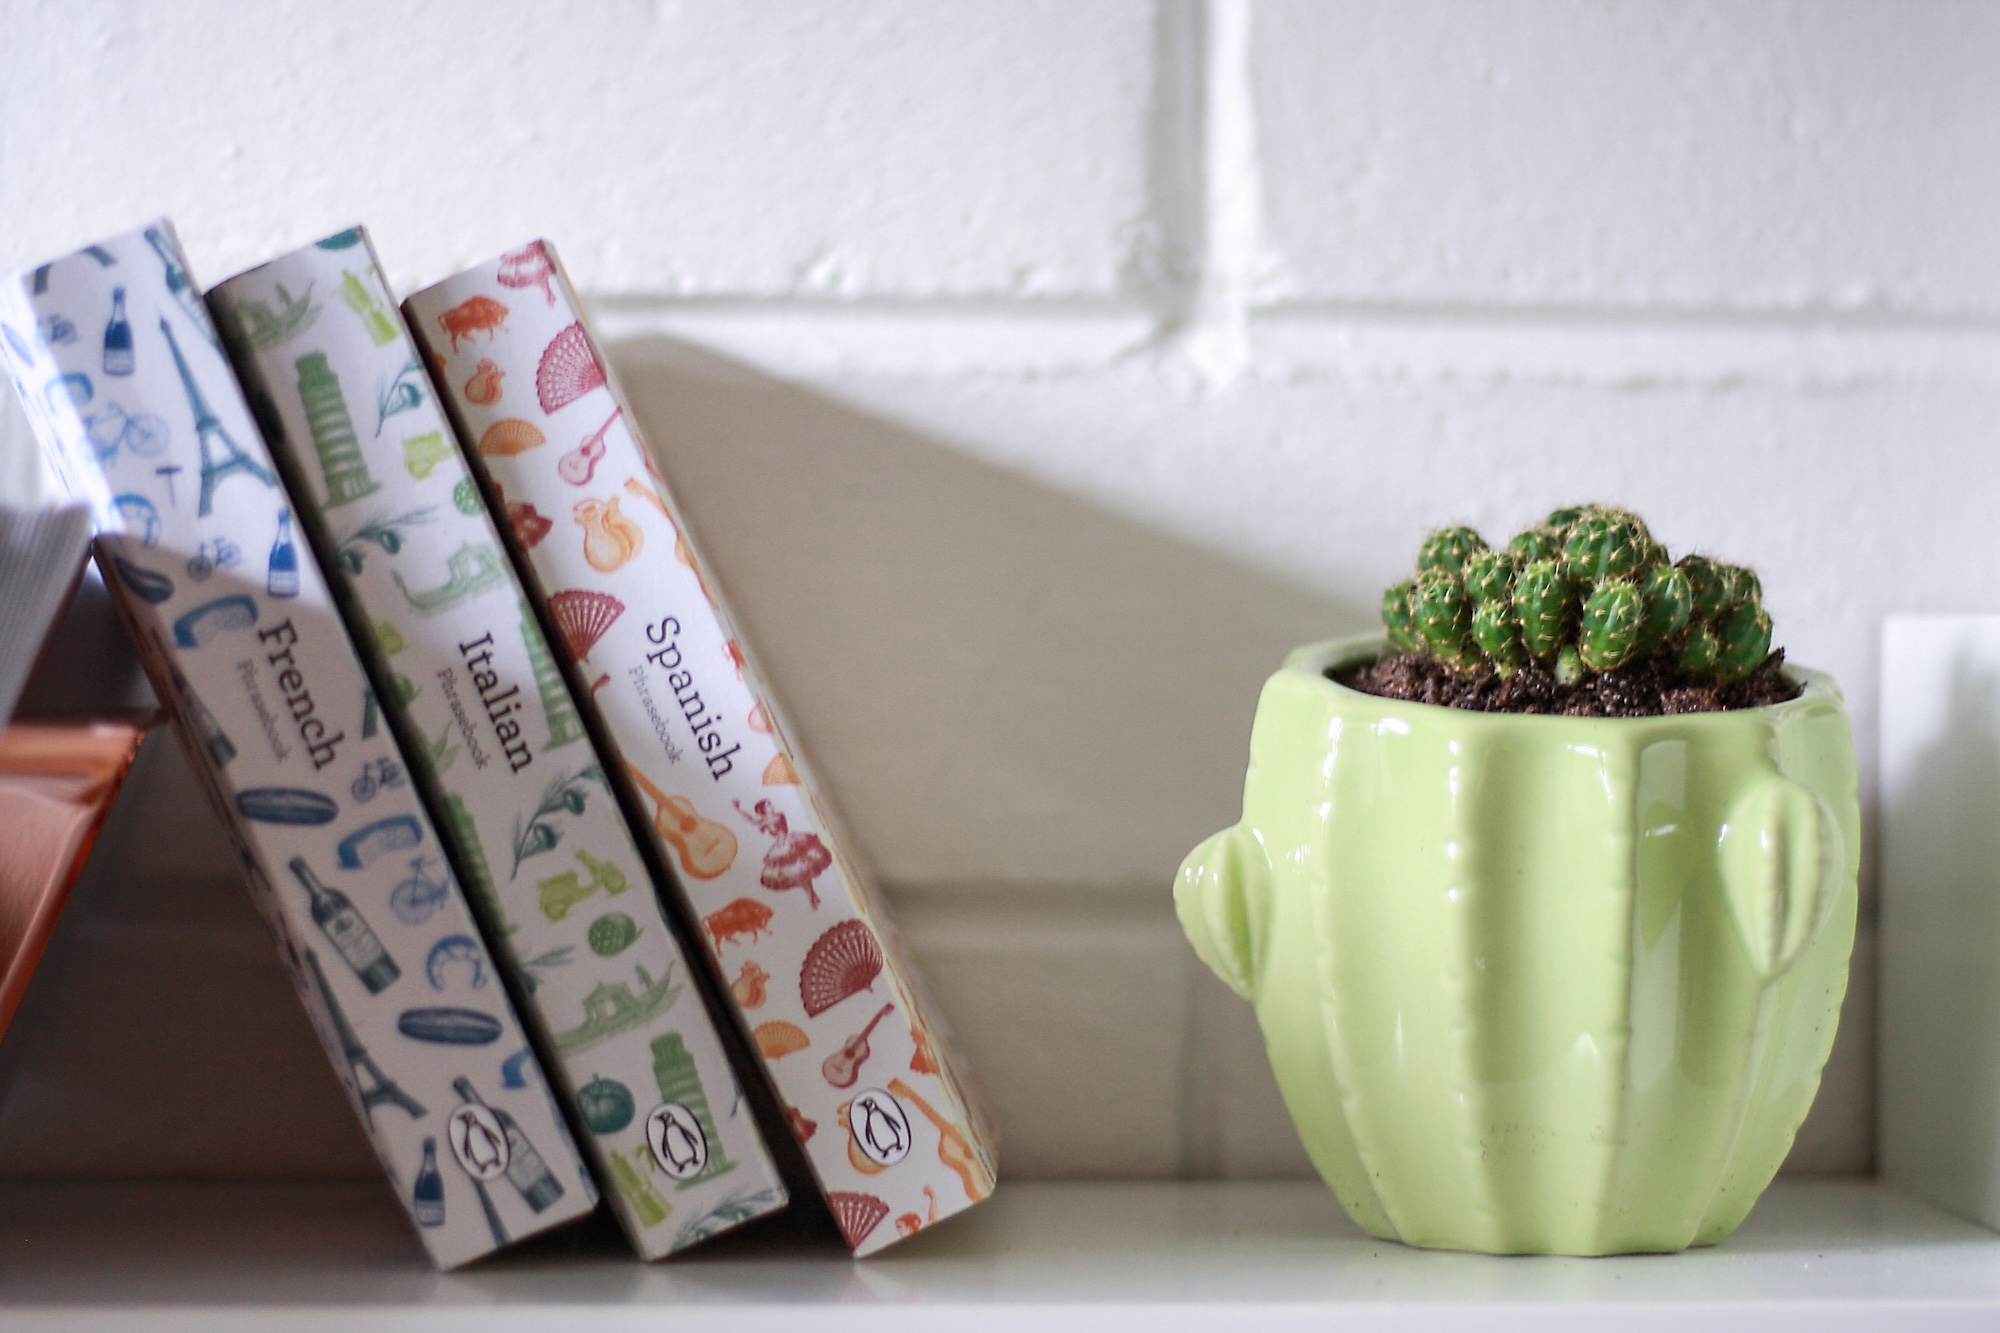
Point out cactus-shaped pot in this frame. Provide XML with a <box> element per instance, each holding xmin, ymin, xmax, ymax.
<box><xmin>1175</xmin><ymin>635</ymin><xmax>1857</xmax><ymax>1255</ymax></box>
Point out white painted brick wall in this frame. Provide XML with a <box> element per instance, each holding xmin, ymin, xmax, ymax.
<box><xmin>1253</xmin><ymin>0</ymin><xmax>2000</xmax><ymax>312</ymax></box>
<box><xmin>5</xmin><ymin>0</ymin><xmax>1991</xmax><ymax>1184</ymax></box>
<box><xmin>0</xmin><ymin>0</ymin><xmax>1157</xmax><ymax>298</ymax></box>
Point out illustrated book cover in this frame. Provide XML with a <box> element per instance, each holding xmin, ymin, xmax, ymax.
<box><xmin>407</xmin><ymin>241</ymin><xmax>996</xmax><ymax>1253</ymax></box>
<box><xmin>211</xmin><ymin>228</ymin><xmax>787</xmax><ymax>1255</ymax></box>
<box><xmin>0</xmin><ymin>221</ymin><xmax>597</xmax><ymax>1269</ymax></box>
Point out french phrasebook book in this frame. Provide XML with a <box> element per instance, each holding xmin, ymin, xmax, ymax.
<box><xmin>406</xmin><ymin>242</ymin><xmax>997</xmax><ymax>1254</ymax></box>
<box><xmin>209</xmin><ymin>227</ymin><xmax>787</xmax><ymax>1256</ymax></box>
<box><xmin>0</xmin><ymin>221</ymin><xmax>596</xmax><ymax>1269</ymax></box>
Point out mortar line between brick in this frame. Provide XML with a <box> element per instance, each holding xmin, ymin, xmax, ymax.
<box><xmin>1257</xmin><ymin>300</ymin><xmax>2000</xmax><ymax>338</ymax></box>
<box><xmin>1143</xmin><ymin>0</ymin><xmax>1265</xmax><ymax>389</ymax></box>
<box><xmin>585</xmin><ymin>294</ymin><xmax>2000</xmax><ymax>340</ymax></box>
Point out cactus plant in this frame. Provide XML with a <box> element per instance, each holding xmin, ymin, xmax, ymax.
<box><xmin>1413</xmin><ymin>568</ymin><xmax>1473</xmax><ymax>663</ymax></box>
<box><xmin>1512</xmin><ymin>558</ymin><xmax>1574</xmax><ymax>662</ymax></box>
<box><xmin>1381</xmin><ymin>579</ymin><xmax>1420</xmax><ymax>654</ymax></box>
<box><xmin>1462</xmin><ymin>548</ymin><xmax>1516</xmax><ymax>605</ymax></box>
<box><xmin>1382</xmin><ymin>510</ymin><xmax>1781</xmax><ymax>694</ymax></box>
<box><xmin>1634</xmin><ymin>563</ymin><xmax>1693</xmax><ymax>656</ymax></box>
<box><xmin>1417</xmin><ymin>525</ymin><xmax>1486</xmax><ymax>575</ymax></box>
<box><xmin>1471</xmin><ymin>598</ymin><xmax>1526</xmax><ymax>676</ymax></box>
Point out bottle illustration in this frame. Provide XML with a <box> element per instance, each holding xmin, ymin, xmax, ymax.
<box><xmin>291</xmin><ymin>855</ymin><xmax>400</xmax><ymax>994</ymax></box>
<box><xmin>412</xmin><ymin>1137</ymin><xmax>445</xmax><ymax>1227</ymax></box>
<box><xmin>267</xmin><ymin>507</ymin><xmax>300</xmax><ymax>597</ymax></box>
<box><xmin>608</xmin><ymin>1146</ymin><xmax>671</xmax><ymax>1228</ymax></box>
<box><xmin>102</xmin><ymin>286</ymin><xmax>134</xmax><ymax>376</ymax></box>
<box><xmin>452</xmin><ymin>1076</ymin><xmax>564</xmax><ymax>1213</ymax></box>
<box><xmin>295</xmin><ymin>351</ymin><xmax>381</xmax><ymax>507</ymax></box>
<box><xmin>340</xmin><ymin>269</ymin><xmax>400</xmax><ymax>346</ymax></box>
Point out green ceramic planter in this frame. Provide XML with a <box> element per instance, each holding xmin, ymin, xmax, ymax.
<box><xmin>1177</xmin><ymin>635</ymin><xmax>1857</xmax><ymax>1255</ymax></box>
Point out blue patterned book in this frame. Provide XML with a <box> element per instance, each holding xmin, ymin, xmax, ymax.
<box><xmin>0</xmin><ymin>221</ymin><xmax>597</xmax><ymax>1269</ymax></box>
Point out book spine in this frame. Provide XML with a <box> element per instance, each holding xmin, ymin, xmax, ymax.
<box><xmin>0</xmin><ymin>222</ymin><xmax>596</xmax><ymax>1270</ymax></box>
<box><xmin>406</xmin><ymin>243</ymin><xmax>997</xmax><ymax>1254</ymax></box>
<box><xmin>210</xmin><ymin>228</ymin><xmax>787</xmax><ymax>1257</ymax></box>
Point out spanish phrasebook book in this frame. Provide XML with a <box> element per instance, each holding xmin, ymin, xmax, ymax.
<box><xmin>0</xmin><ymin>221</ymin><xmax>596</xmax><ymax>1269</ymax></box>
<box><xmin>210</xmin><ymin>227</ymin><xmax>787</xmax><ymax>1256</ymax></box>
<box><xmin>406</xmin><ymin>242</ymin><xmax>997</xmax><ymax>1254</ymax></box>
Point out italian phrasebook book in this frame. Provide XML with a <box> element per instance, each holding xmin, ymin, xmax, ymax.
<box><xmin>406</xmin><ymin>242</ymin><xmax>998</xmax><ymax>1254</ymax></box>
<box><xmin>209</xmin><ymin>227</ymin><xmax>788</xmax><ymax>1256</ymax></box>
<box><xmin>0</xmin><ymin>221</ymin><xmax>597</xmax><ymax>1269</ymax></box>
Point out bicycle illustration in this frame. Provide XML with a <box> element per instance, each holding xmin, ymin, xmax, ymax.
<box><xmin>390</xmin><ymin>855</ymin><xmax>451</xmax><ymax>926</ymax></box>
<box><xmin>350</xmin><ymin>756</ymin><xmax>406</xmax><ymax>803</ymax></box>
<box><xmin>185</xmin><ymin>536</ymin><xmax>241</xmax><ymax>582</ymax></box>
<box><xmin>85</xmin><ymin>401</ymin><xmax>170</xmax><ymax>462</ymax></box>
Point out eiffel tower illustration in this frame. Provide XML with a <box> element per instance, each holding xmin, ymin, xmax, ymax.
<box><xmin>306</xmin><ymin>947</ymin><xmax>426</xmax><ymax>1122</ymax></box>
<box><xmin>161</xmin><ymin>317</ymin><xmax>274</xmax><ymax>517</ymax></box>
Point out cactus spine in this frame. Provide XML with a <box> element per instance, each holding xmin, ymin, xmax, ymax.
<box><xmin>1378</xmin><ymin>506</ymin><xmax>1777</xmax><ymax>688</ymax></box>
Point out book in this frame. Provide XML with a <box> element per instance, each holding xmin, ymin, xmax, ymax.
<box><xmin>407</xmin><ymin>242</ymin><xmax>997</xmax><ymax>1253</ymax></box>
<box><xmin>211</xmin><ymin>227</ymin><xmax>788</xmax><ymax>1255</ymax></box>
<box><xmin>0</xmin><ymin>221</ymin><xmax>597</xmax><ymax>1269</ymax></box>
<box><xmin>0</xmin><ymin>718</ymin><xmax>148</xmax><ymax>1047</ymax></box>
<box><xmin>0</xmin><ymin>503</ymin><xmax>93</xmax><ymax>729</ymax></box>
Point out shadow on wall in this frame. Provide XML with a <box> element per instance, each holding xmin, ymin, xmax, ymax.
<box><xmin>604</xmin><ymin>334</ymin><xmax>1353</xmax><ymax>889</ymax></box>
<box><xmin>0</xmin><ymin>345</ymin><xmax>1352</xmax><ymax>1184</ymax></box>
<box><xmin>1882</xmin><ymin>655</ymin><xmax>2000</xmax><ymax>1200</ymax></box>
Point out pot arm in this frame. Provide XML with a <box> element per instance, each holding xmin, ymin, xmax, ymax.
<box><xmin>1718</xmin><ymin>774</ymin><xmax>1842</xmax><ymax>980</ymax></box>
<box><xmin>1175</xmin><ymin>823</ymin><xmax>1274</xmax><ymax>1001</ymax></box>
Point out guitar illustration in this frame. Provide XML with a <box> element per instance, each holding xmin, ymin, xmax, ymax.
<box><xmin>557</xmin><ymin>407</ymin><xmax>621</xmax><ymax>485</ymax></box>
<box><xmin>822</xmin><ymin>1003</ymin><xmax>895</xmax><ymax>1089</ymax></box>
<box><xmin>626</xmin><ymin>763</ymin><xmax>737</xmax><ymax>879</ymax></box>
<box><xmin>889</xmin><ymin>1076</ymin><xmax>992</xmax><ymax>1202</ymax></box>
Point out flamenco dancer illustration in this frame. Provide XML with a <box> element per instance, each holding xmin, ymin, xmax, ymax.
<box><xmin>736</xmin><ymin>798</ymin><xmax>831</xmax><ymax>909</ymax></box>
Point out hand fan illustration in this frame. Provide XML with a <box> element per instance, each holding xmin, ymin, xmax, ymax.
<box><xmin>827</xmin><ymin>1191</ymin><xmax>890</xmax><ymax>1248</ymax></box>
<box><xmin>800</xmin><ymin>919</ymin><xmax>883</xmax><ymax>1017</ymax></box>
<box><xmin>477</xmin><ymin>417</ymin><xmax>545</xmax><ymax>458</ymax></box>
<box><xmin>753</xmin><ymin>1020</ymin><xmax>809</xmax><ymax>1059</ymax></box>
<box><xmin>536</xmin><ymin>322</ymin><xmax>606</xmax><ymax>413</ymax></box>
<box><xmin>546</xmin><ymin>589</ymin><xmax>623</xmax><ymax>661</ymax></box>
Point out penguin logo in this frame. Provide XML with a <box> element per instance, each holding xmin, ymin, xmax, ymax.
<box><xmin>645</xmin><ymin>1101</ymin><xmax>710</xmax><ymax>1180</ymax></box>
<box><xmin>848</xmin><ymin>1087</ymin><xmax>913</xmax><ymax>1168</ymax></box>
<box><xmin>447</xmin><ymin>1104</ymin><xmax>510</xmax><ymax>1182</ymax></box>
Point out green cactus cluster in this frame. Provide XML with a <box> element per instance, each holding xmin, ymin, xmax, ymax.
<box><xmin>1380</xmin><ymin>506</ymin><xmax>1773</xmax><ymax>685</ymax></box>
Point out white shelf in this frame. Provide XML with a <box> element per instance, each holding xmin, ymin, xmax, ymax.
<box><xmin>2</xmin><ymin>1178</ymin><xmax>1996</xmax><ymax>1330</ymax></box>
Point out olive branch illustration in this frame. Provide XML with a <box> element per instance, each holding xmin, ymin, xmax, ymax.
<box><xmin>510</xmin><ymin>764</ymin><xmax>605</xmax><ymax>878</ymax></box>
<box><xmin>337</xmin><ymin>505</ymin><xmax>437</xmax><ymax>575</ymax></box>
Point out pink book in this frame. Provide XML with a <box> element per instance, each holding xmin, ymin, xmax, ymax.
<box><xmin>407</xmin><ymin>242</ymin><xmax>995</xmax><ymax>1253</ymax></box>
